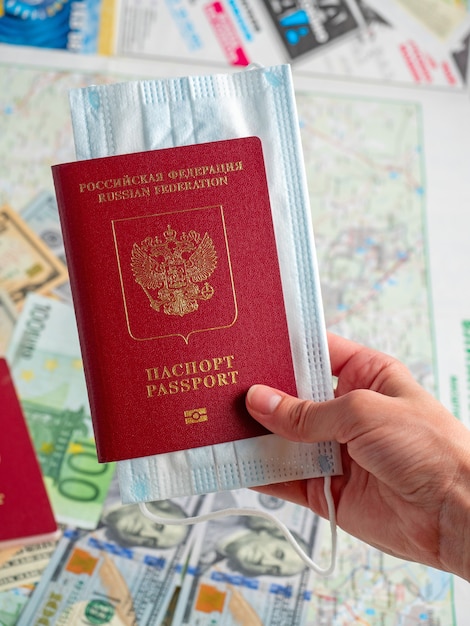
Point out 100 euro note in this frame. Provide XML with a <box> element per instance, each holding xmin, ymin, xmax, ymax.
<box><xmin>6</xmin><ymin>292</ymin><xmax>115</xmax><ymax>529</ymax></box>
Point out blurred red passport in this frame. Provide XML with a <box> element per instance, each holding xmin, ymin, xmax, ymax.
<box><xmin>0</xmin><ymin>358</ymin><xmax>60</xmax><ymax>549</ymax></box>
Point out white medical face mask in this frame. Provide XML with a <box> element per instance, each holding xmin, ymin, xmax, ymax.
<box><xmin>68</xmin><ymin>63</ymin><xmax>342</xmax><ymax>577</ymax></box>
<box><xmin>68</xmin><ymin>64</ymin><xmax>342</xmax><ymax>505</ymax></box>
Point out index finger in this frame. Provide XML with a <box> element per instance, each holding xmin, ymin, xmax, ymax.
<box><xmin>327</xmin><ymin>332</ymin><xmax>364</xmax><ymax>377</ymax></box>
<box><xmin>327</xmin><ymin>332</ymin><xmax>416</xmax><ymax>397</ymax></box>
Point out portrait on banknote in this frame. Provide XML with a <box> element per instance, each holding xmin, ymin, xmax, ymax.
<box><xmin>198</xmin><ymin>514</ymin><xmax>308</xmax><ymax>578</ymax></box>
<box><xmin>102</xmin><ymin>500</ymin><xmax>189</xmax><ymax>550</ymax></box>
<box><xmin>194</xmin><ymin>492</ymin><xmax>310</xmax><ymax>578</ymax></box>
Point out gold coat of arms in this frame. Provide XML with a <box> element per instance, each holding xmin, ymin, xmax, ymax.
<box><xmin>131</xmin><ymin>224</ymin><xmax>217</xmax><ymax>317</ymax></box>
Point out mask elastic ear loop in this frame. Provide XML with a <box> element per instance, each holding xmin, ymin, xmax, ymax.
<box><xmin>138</xmin><ymin>475</ymin><xmax>337</xmax><ymax>577</ymax></box>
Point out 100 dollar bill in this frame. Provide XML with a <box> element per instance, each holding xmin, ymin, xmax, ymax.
<box><xmin>17</xmin><ymin>495</ymin><xmax>206</xmax><ymax>626</ymax></box>
<box><xmin>173</xmin><ymin>489</ymin><xmax>320</xmax><ymax>626</ymax></box>
<box><xmin>6</xmin><ymin>293</ymin><xmax>114</xmax><ymax>529</ymax></box>
<box><xmin>0</xmin><ymin>539</ymin><xmax>60</xmax><ymax>592</ymax></box>
<box><xmin>20</xmin><ymin>191</ymin><xmax>73</xmax><ymax>303</ymax></box>
<box><xmin>0</xmin><ymin>289</ymin><xmax>17</xmax><ymax>355</ymax></box>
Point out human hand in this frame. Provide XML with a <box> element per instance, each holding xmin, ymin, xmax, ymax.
<box><xmin>246</xmin><ymin>333</ymin><xmax>470</xmax><ymax>580</ymax></box>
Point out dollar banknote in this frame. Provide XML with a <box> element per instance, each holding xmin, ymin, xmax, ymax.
<box><xmin>0</xmin><ymin>538</ymin><xmax>61</xmax><ymax>626</ymax></box>
<box><xmin>0</xmin><ymin>539</ymin><xmax>60</xmax><ymax>593</ymax></box>
<box><xmin>6</xmin><ymin>293</ymin><xmax>115</xmax><ymax>529</ymax></box>
<box><xmin>17</xmin><ymin>493</ymin><xmax>207</xmax><ymax>626</ymax></box>
<box><xmin>172</xmin><ymin>489</ymin><xmax>320</xmax><ymax>626</ymax></box>
<box><xmin>0</xmin><ymin>289</ymin><xmax>17</xmax><ymax>355</ymax></box>
<box><xmin>0</xmin><ymin>205</ymin><xmax>67</xmax><ymax>307</ymax></box>
<box><xmin>20</xmin><ymin>191</ymin><xmax>72</xmax><ymax>303</ymax></box>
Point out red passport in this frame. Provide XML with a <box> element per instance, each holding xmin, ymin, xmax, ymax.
<box><xmin>53</xmin><ymin>137</ymin><xmax>297</xmax><ymax>463</ymax></box>
<box><xmin>0</xmin><ymin>358</ymin><xmax>59</xmax><ymax>549</ymax></box>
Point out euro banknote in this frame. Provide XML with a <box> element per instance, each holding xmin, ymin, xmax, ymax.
<box><xmin>6</xmin><ymin>293</ymin><xmax>115</xmax><ymax>529</ymax></box>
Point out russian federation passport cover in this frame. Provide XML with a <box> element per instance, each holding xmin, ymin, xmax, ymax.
<box><xmin>53</xmin><ymin>137</ymin><xmax>298</xmax><ymax>463</ymax></box>
<box><xmin>0</xmin><ymin>358</ymin><xmax>59</xmax><ymax>548</ymax></box>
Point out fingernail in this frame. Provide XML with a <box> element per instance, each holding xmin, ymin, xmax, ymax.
<box><xmin>247</xmin><ymin>385</ymin><xmax>282</xmax><ymax>415</ymax></box>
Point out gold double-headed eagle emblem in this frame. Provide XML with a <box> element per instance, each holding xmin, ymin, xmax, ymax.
<box><xmin>131</xmin><ymin>224</ymin><xmax>217</xmax><ymax>317</ymax></box>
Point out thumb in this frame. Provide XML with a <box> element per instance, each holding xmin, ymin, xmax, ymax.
<box><xmin>246</xmin><ymin>384</ymin><xmax>341</xmax><ymax>444</ymax></box>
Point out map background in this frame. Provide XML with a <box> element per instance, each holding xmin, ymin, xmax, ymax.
<box><xmin>1</xmin><ymin>48</ymin><xmax>470</xmax><ymax>623</ymax></box>
<box><xmin>297</xmin><ymin>91</ymin><xmax>432</xmax><ymax>386</ymax></box>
